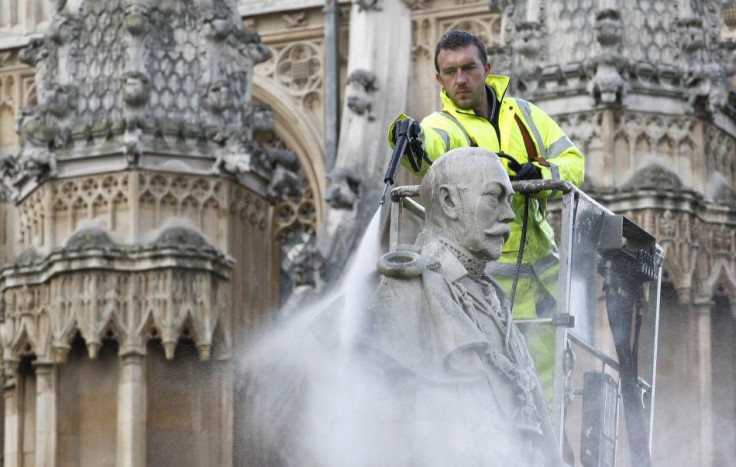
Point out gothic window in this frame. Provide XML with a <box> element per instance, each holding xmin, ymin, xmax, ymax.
<box><xmin>255</xmin><ymin>128</ymin><xmax>316</xmax><ymax>303</ymax></box>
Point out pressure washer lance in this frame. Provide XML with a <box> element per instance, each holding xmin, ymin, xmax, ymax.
<box><xmin>379</xmin><ymin>119</ymin><xmax>426</xmax><ymax>206</ymax></box>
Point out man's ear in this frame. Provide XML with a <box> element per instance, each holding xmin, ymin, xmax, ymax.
<box><xmin>484</xmin><ymin>62</ymin><xmax>491</xmax><ymax>76</ymax></box>
<box><xmin>435</xmin><ymin>72</ymin><xmax>443</xmax><ymax>87</ymax></box>
<box><xmin>438</xmin><ymin>185</ymin><xmax>459</xmax><ymax>220</ymax></box>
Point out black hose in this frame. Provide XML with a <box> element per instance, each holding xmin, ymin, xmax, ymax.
<box><xmin>506</xmin><ymin>193</ymin><xmax>531</xmax><ymax>353</ymax></box>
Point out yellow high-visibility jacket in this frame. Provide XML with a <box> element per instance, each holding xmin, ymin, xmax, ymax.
<box><xmin>391</xmin><ymin>74</ymin><xmax>585</xmax><ymax>266</ymax></box>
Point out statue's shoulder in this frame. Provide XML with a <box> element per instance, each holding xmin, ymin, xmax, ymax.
<box><xmin>376</xmin><ymin>244</ymin><xmax>439</xmax><ymax>280</ymax></box>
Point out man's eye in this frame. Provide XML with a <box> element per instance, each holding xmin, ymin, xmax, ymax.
<box><xmin>507</xmin><ymin>194</ymin><xmax>514</xmax><ymax>204</ymax></box>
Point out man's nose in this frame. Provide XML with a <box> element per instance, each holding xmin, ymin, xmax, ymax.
<box><xmin>456</xmin><ymin>70</ymin><xmax>467</xmax><ymax>83</ymax></box>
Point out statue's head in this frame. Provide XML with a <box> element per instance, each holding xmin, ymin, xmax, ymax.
<box><xmin>122</xmin><ymin>72</ymin><xmax>150</xmax><ymax>107</ymax></box>
<box><xmin>420</xmin><ymin>147</ymin><xmax>515</xmax><ymax>261</ymax></box>
<box><xmin>205</xmin><ymin>81</ymin><xmax>231</xmax><ymax>115</ymax></box>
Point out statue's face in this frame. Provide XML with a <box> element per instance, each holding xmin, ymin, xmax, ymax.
<box><xmin>454</xmin><ymin>163</ymin><xmax>515</xmax><ymax>261</ymax></box>
<box><xmin>207</xmin><ymin>82</ymin><xmax>230</xmax><ymax>113</ymax></box>
<box><xmin>123</xmin><ymin>75</ymin><xmax>149</xmax><ymax>105</ymax></box>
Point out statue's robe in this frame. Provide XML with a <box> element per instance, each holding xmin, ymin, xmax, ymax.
<box><xmin>358</xmin><ymin>234</ymin><xmax>563</xmax><ymax>466</ymax></box>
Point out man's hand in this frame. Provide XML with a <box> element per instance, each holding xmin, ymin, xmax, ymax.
<box><xmin>391</xmin><ymin>118</ymin><xmax>420</xmax><ymax>145</ymax></box>
<box><xmin>513</xmin><ymin>162</ymin><xmax>542</xmax><ymax>181</ymax></box>
<box><xmin>497</xmin><ymin>152</ymin><xmax>541</xmax><ymax>180</ymax></box>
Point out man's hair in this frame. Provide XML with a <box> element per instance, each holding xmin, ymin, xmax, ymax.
<box><xmin>434</xmin><ymin>30</ymin><xmax>488</xmax><ymax>72</ymax></box>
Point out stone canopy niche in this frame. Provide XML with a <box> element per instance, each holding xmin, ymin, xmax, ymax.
<box><xmin>0</xmin><ymin>1</ymin><xmax>294</xmax><ymax>465</ymax></box>
<box><xmin>9</xmin><ymin>0</ymin><xmax>274</xmax><ymax>198</ymax></box>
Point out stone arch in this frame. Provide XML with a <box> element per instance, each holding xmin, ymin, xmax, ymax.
<box><xmin>698</xmin><ymin>258</ymin><xmax>736</xmax><ymax>301</ymax></box>
<box><xmin>634</xmin><ymin>133</ymin><xmax>652</xmax><ymax>165</ymax></box>
<box><xmin>180</xmin><ymin>194</ymin><xmax>199</xmax><ymax>222</ymax></box>
<box><xmin>657</xmin><ymin>133</ymin><xmax>675</xmax><ymax>162</ymax></box>
<box><xmin>661</xmin><ymin>245</ymin><xmax>688</xmax><ymax>303</ymax></box>
<box><xmin>9</xmin><ymin>317</ymin><xmax>37</xmax><ymax>359</ymax></box>
<box><xmin>611</xmin><ymin>129</ymin><xmax>629</xmax><ymax>185</ymax></box>
<box><xmin>253</xmin><ymin>76</ymin><xmax>324</xmax><ymax>228</ymax></box>
<box><xmin>677</xmin><ymin>136</ymin><xmax>695</xmax><ymax>186</ymax></box>
<box><xmin>210</xmin><ymin>317</ymin><xmax>230</xmax><ymax>360</ymax></box>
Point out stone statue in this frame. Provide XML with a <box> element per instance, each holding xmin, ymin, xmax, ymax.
<box><xmin>361</xmin><ymin>147</ymin><xmax>562</xmax><ymax>466</ymax></box>
<box><xmin>346</xmin><ymin>69</ymin><xmax>378</xmax><ymax>121</ymax></box>
<box><xmin>245</xmin><ymin>148</ymin><xmax>561</xmax><ymax>465</ymax></box>
<box><xmin>586</xmin><ymin>9</ymin><xmax>629</xmax><ymax>106</ymax></box>
<box><xmin>16</xmin><ymin>107</ymin><xmax>58</xmax><ymax>180</ymax></box>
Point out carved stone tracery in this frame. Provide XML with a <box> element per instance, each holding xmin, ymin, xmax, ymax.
<box><xmin>269</xmin><ymin>41</ymin><xmax>323</xmax><ymax>102</ymax></box>
<box><xmin>618</xmin><ymin>207</ymin><xmax>736</xmax><ymax>305</ymax></box>
<box><xmin>1</xmin><ymin>238</ymin><xmax>233</xmax><ymax>364</ymax></box>
<box><xmin>3</xmin><ymin>0</ymin><xmax>282</xmax><ymax>197</ymax></box>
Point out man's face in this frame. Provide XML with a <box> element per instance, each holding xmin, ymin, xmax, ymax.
<box><xmin>454</xmin><ymin>163</ymin><xmax>515</xmax><ymax>261</ymax></box>
<box><xmin>435</xmin><ymin>45</ymin><xmax>491</xmax><ymax>113</ymax></box>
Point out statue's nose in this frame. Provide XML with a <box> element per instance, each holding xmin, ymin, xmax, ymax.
<box><xmin>501</xmin><ymin>203</ymin><xmax>515</xmax><ymax>223</ymax></box>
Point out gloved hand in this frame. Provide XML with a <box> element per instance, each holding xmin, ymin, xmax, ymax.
<box><xmin>513</xmin><ymin>162</ymin><xmax>542</xmax><ymax>181</ymax></box>
<box><xmin>392</xmin><ymin>118</ymin><xmax>420</xmax><ymax>144</ymax></box>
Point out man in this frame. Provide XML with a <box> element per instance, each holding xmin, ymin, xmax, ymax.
<box><xmin>389</xmin><ymin>30</ymin><xmax>585</xmax><ymax>397</ymax></box>
<box><xmin>363</xmin><ymin>148</ymin><xmax>562</xmax><ymax>466</ymax></box>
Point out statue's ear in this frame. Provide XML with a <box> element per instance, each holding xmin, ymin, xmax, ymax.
<box><xmin>438</xmin><ymin>185</ymin><xmax>459</xmax><ymax>220</ymax></box>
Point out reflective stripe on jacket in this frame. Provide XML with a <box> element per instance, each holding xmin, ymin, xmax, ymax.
<box><xmin>392</xmin><ymin>74</ymin><xmax>585</xmax><ymax>263</ymax></box>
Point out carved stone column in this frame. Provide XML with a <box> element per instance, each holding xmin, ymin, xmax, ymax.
<box><xmin>316</xmin><ymin>0</ymin><xmax>412</xmax><ymax>283</ymax></box>
<box><xmin>117</xmin><ymin>352</ymin><xmax>146</xmax><ymax>467</ymax></box>
<box><xmin>34</xmin><ymin>361</ymin><xmax>57</xmax><ymax>467</ymax></box>
<box><xmin>3</xmin><ymin>361</ymin><xmax>21</xmax><ymax>467</ymax></box>
<box><xmin>693</xmin><ymin>299</ymin><xmax>713</xmax><ymax>467</ymax></box>
<box><xmin>218</xmin><ymin>357</ymin><xmax>234</xmax><ymax>466</ymax></box>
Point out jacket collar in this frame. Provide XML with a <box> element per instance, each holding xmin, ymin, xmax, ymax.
<box><xmin>416</xmin><ymin>231</ymin><xmax>510</xmax><ymax>306</ymax></box>
<box><xmin>417</xmin><ymin>232</ymin><xmax>478</xmax><ymax>283</ymax></box>
<box><xmin>439</xmin><ymin>73</ymin><xmax>511</xmax><ymax>115</ymax></box>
